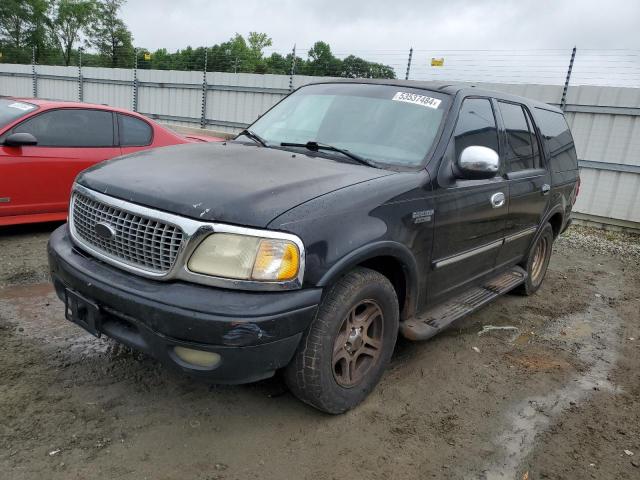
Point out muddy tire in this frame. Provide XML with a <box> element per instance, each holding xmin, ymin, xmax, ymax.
<box><xmin>515</xmin><ymin>223</ymin><xmax>554</xmax><ymax>296</ymax></box>
<box><xmin>285</xmin><ymin>267</ymin><xmax>399</xmax><ymax>414</ymax></box>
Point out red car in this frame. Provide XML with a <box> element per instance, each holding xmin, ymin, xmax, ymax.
<box><xmin>0</xmin><ymin>97</ymin><xmax>221</xmax><ymax>226</ymax></box>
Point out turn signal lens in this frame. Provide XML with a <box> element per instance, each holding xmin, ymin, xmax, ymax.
<box><xmin>252</xmin><ymin>239</ymin><xmax>300</xmax><ymax>281</ymax></box>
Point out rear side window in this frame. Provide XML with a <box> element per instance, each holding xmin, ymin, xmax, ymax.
<box><xmin>14</xmin><ymin>109</ymin><xmax>114</xmax><ymax>147</ymax></box>
<box><xmin>452</xmin><ymin>98</ymin><xmax>499</xmax><ymax>159</ymax></box>
<box><xmin>534</xmin><ymin>108</ymin><xmax>578</xmax><ymax>172</ymax></box>
<box><xmin>498</xmin><ymin>101</ymin><xmax>541</xmax><ymax>172</ymax></box>
<box><xmin>118</xmin><ymin>114</ymin><xmax>152</xmax><ymax>146</ymax></box>
<box><xmin>0</xmin><ymin>99</ymin><xmax>38</xmax><ymax>129</ymax></box>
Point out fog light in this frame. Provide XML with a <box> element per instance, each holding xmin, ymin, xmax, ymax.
<box><xmin>173</xmin><ymin>346</ymin><xmax>221</xmax><ymax>368</ymax></box>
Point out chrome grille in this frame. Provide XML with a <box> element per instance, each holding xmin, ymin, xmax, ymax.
<box><xmin>71</xmin><ymin>193</ymin><xmax>184</xmax><ymax>274</ymax></box>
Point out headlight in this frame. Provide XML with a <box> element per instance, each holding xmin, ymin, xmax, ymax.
<box><xmin>187</xmin><ymin>233</ymin><xmax>301</xmax><ymax>282</ymax></box>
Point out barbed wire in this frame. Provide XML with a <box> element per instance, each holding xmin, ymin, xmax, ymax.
<box><xmin>0</xmin><ymin>45</ymin><xmax>638</xmax><ymax>88</ymax></box>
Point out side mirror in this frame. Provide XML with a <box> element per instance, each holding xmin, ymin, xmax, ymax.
<box><xmin>4</xmin><ymin>132</ymin><xmax>38</xmax><ymax>147</ymax></box>
<box><xmin>457</xmin><ymin>145</ymin><xmax>499</xmax><ymax>179</ymax></box>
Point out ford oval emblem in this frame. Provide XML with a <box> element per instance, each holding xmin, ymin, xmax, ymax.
<box><xmin>95</xmin><ymin>222</ymin><xmax>116</xmax><ymax>240</ymax></box>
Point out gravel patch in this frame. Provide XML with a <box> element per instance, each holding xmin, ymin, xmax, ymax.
<box><xmin>556</xmin><ymin>225</ymin><xmax>640</xmax><ymax>264</ymax></box>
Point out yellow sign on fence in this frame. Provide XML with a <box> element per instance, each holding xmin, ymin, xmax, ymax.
<box><xmin>431</xmin><ymin>57</ymin><xmax>444</xmax><ymax>67</ymax></box>
<box><xmin>144</xmin><ymin>52</ymin><xmax>151</xmax><ymax>61</ymax></box>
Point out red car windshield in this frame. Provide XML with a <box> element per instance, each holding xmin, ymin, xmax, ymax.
<box><xmin>0</xmin><ymin>99</ymin><xmax>38</xmax><ymax>129</ymax></box>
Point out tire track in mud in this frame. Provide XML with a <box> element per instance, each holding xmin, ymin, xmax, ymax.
<box><xmin>479</xmin><ymin>279</ymin><xmax>624</xmax><ymax>479</ymax></box>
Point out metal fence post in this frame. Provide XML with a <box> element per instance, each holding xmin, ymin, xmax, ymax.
<box><xmin>289</xmin><ymin>44</ymin><xmax>296</xmax><ymax>91</ymax></box>
<box><xmin>405</xmin><ymin>47</ymin><xmax>413</xmax><ymax>80</ymax></box>
<box><xmin>133</xmin><ymin>48</ymin><xmax>138</xmax><ymax>112</ymax></box>
<box><xmin>78</xmin><ymin>47</ymin><xmax>84</xmax><ymax>102</ymax></box>
<box><xmin>560</xmin><ymin>46</ymin><xmax>576</xmax><ymax>111</ymax></box>
<box><xmin>200</xmin><ymin>49</ymin><xmax>208</xmax><ymax>129</ymax></box>
<box><xmin>31</xmin><ymin>46</ymin><xmax>38</xmax><ymax>98</ymax></box>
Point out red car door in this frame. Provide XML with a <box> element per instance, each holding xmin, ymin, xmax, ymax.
<box><xmin>0</xmin><ymin>108</ymin><xmax>119</xmax><ymax>221</ymax></box>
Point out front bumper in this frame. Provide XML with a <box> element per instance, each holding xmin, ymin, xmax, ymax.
<box><xmin>48</xmin><ymin>225</ymin><xmax>321</xmax><ymax>384</ymax></box>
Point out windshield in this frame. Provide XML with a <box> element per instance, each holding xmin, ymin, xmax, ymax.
<box><xmin>0</xmin><ymin>99</ymin><xmax>38</xmax><ymax>129</ymax></box>
<box><xmin>249</xmin><ymin>83</ymin><xmax>448</xmax><ymax>167</ymax></box>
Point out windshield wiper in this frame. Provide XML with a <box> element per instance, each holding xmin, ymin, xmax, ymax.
<box><xmin>237</xmin><ymin>129</ymin><xmax>268</xmax><ymax>147</ymax></box>
<box><xmin>280</xmin><ymin>141</ymin><xmax>375</xmax><ymax>167</ymax></box>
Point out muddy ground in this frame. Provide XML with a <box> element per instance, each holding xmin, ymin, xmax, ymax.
<box><xmin>1</xmin><ymin>223</ymin><xmax>639</xmax><ymax>480</ymax></box>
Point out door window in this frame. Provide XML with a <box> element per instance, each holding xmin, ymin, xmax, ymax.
<box><xmin>13</xmin><ymin>109</ymin><xmax>114</xmax><ymax>147</ymax></box>
<box><xmin>498</xmin><ymin>101</ymin><xmax>541</xmax><ymax>172</ymax></box>
<box><xmin>118</xmin><ymin>114</ymin><xmax>153</xmax><ymax>146</ymax></box>
<box><xmin>534</xmin><ymin>108</ymin><xmax>578</xmax><ymax>172</ymax></box>
<box><xmin>523</xmin><ymin>107</ymin><xmax>542</xmax><ymax>169</ymax></box>
<box><xmin>452</xmin><ymin>98</ymin><xmax>499</xmax><ymax>159</ymax></box>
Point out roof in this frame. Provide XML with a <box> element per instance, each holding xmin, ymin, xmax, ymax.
<box><xmin>4</xmin><ymin>96</ymin><xmax>145</xmax><ymax>114</ymax></box>
<box><xmin>305</xmin><ymin>78</ymin><xmax>563</xmax><ymax>113</ymax></box>
<box><xmin>306</xmin><ymin>78</ymin><xmax>458</xmax><ymax>92</ymax></box>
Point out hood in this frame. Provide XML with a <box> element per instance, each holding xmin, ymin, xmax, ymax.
<box><xmin>77</xmin><ymin>141</ymin><xmax>394</xmax><ymax>227</ymax></box>
<box><xmin>182</xmin><ymin>133</ymin><xmax>224</xmax><ymax>143</ymax></box>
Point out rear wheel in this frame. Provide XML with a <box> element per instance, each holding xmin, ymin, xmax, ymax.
<box><xmin>285</xmin><ymin>267</ymin><xmax>399</xmax><ymax>414</ymax></box>
<box><xmin>516</xmin><ymin>223</ymin><xmax>554</xmax><ymax>296</ymax></box>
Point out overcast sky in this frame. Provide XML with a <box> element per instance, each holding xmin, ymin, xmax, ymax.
<box><xmin>121</xmin><ymin>0</ymin><xmax>640</xmax><ymax>52</ymax></box>
<box><xmin>120</xmin><ymin>0</ymin><xmax>640</xmax><ymax>86</ymax></box>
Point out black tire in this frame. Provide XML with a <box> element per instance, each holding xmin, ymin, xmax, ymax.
<box><xmin>515</xmin><ymin>223</ymin><xmax>554</xmax><ymax>296</ymax></box>
<box><xmin>285</xmin><ymin>267</ymin><xmax>399</xmax><ymax>414</ymax></box>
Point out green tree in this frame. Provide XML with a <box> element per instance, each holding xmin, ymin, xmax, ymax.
<box><xmin>52</xmin><ymin>0</ymin><xmax>95</xmax><ymax>66</ymax></box>
<box><xmin>264</xmin><ymin>52</ymin><xmax>289</xmax><ymax>75</ymax></box>
<box><xmin>88</xmin><ymin>0</ymin><xmax>133</xmax><ymax>67</ymax></box>
<box><xmin>27</xmin><ymin>0</ymin><xmax>54</xmax><ymax>62</ymax></box>
<box><xmin>0</xmin><ymin>0</ymin><xmax>31</xmax><ymax>49</ymax></box>
<box><xmin>247</xmin><ymin>32</ymin><xmax>272</xmax><ymax>55</ymax></box>
<box><xmin>341</xmin><ymin>55</ymin><xmax>395</xmax><ymax>79</ymax></box>
<box><xmin>306</xmin><ymin>41</ymin><xmax>342</xmax><ymax>76</ymax></box>
<box><xmin>224</xmin><ymin>33</ymin><xmax>249</xmax><ymax>72</ymax></box>
<box><xmin>247</xmin><ymin>32</ymin><xmax>272</xmax><ymax>73</ymax></box>
<box><xmin>0</xmin><ymin>0</ymin><xmax>54</xmax><ymax>62</ymax></box>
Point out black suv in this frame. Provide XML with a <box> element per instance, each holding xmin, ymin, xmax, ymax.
<box><xmin>48</xmin><ymin>80</ymin><xmax>580</xmax><ymax>413</ymax></box>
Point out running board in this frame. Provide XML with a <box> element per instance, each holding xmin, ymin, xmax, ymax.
<box><xmin>400</xmin><ymin>266</ymin><xmax>527</xmax><ymax>341</ymax></box>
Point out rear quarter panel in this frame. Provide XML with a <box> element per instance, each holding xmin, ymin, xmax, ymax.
<box><xmin>532</xmin><ymin>107</ymin><xmax>580</xmax><ymax>230</ymax></box>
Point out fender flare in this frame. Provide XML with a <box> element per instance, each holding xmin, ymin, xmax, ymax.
<box><xmin>523</xmin><ymin>206</ymin><xmax>564</xmax><ymax>260</ymax></box>
<box><xmin>316</xmin><ymin>240</ymin><xmax>421</xmax><ymax>317</ymax></box>
<box><xmin>541</xmin><ymin>205</ymin><xmax>565</xmax><ymax>237</ymax></box>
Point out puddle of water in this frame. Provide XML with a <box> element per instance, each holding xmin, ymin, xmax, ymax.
<box><xmin>0</xmin><ymin>282</ymin><xmax>54</xmax><ymax>300</ymax></box>
<box><xmin>504</xmin><ymin>352</ymin><xmax>571</xmax><ymax>372</ymax></box>
<box><xmin>479</xmin><ymin>298</ymin><xmax>622</xmax><ymax>479</ymax></box>
<box><xmin>0</xmin><ymin>282</ymin><xmax>113</xmax><ymax>356</ymax></box>
<box><xmin>513</xmin><ymin>333</ymin><xmax>532</xmax><ymax>346</ymax></box>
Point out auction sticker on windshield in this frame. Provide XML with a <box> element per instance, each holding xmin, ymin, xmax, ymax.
<box><xmin>392</xmin><ymin>92</ymin><xmax>441</xmax><ymax>109</ymax></box>
<box><xmin>8</xmin><ymin>102</ymin><xmax>35</xmax><ymax>111</ymax></box>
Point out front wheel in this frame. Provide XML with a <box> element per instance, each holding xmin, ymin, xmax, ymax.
<box><xmin>516</xmin><ymin>223</ymin><xmax>554</xmax><ymax>296</ymax></box>
<box><xmin>285</xmin><ymin>267</ymin><xmax>399</xmax><ymax>414</ymax></box>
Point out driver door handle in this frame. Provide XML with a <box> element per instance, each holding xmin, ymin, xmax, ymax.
<box><xmin>541</xmin><ymin>184</ymin><xmax>551</xmax><ymax>195</ymax></box>
<box><xmin>490</xmin><ymin>192</ymin><xmax>505</xmax><ymax>208</ymax></box>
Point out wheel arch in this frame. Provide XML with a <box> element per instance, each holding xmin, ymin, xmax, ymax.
<box><xmin>541</xmin><ymin>205</ymin><xmax>565</xmax><ymax>239</ymax></box>
<box><xmin>316</xmin><ymin>241</ymin><xmax>420</xmax><ymax>320</ymax></box>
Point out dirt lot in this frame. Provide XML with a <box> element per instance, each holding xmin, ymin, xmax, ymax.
<box><xmin>1</xmin><ymin>223</ymin><xmax>639</xmax><ymax>480</ymax></box>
